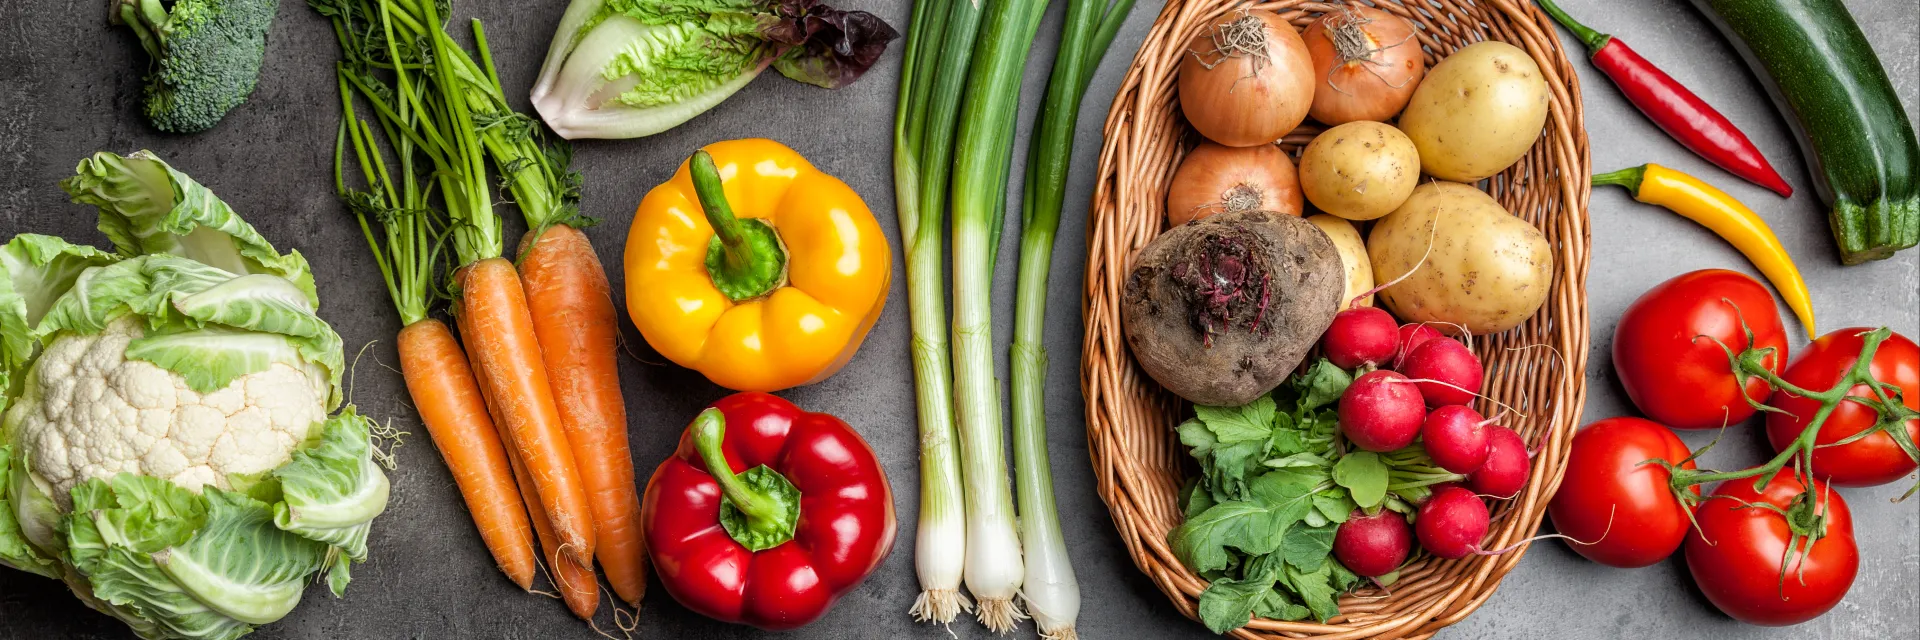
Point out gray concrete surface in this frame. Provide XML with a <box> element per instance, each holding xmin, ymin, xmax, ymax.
<box><xmin>0</xmin><ymin>1</ymin><xmax>1913</xmax><ymax>639</ymax></box>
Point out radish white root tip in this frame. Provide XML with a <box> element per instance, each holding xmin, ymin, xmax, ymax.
<box><xmin>1474</xmin><ymin>505</ymin><xmax>1616</xmax><ymax>556</ymax></box>
<box><xmin>1353</xmin><ymin>208</ymin><xmax>1442</xmax><ymax>308</ymax></box>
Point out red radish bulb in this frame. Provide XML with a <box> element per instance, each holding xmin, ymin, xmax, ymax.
<box><xmin>1399</xmin><ymin>338</ymin><xmax>1484</xmax><ymax>406</ymax></box>
<box><xmin>1470</xmin><ymin>426</ymin><xmax>1531</xmax><ymax>498</ymax></box>
<box><xmin>1393</xmin><ymin>323</ymin><xmax>1444</xmax><ymax>369</ymax></box>
<box><xmin>1333</xmin><ymin>510</ymin><xmax>1412</xmax><ymax>577</ymax></box>
<box><xmin>1416</xmin><ymin>485</ymin><xmax>1490</xmax><ymax>559</ymax></box>
<box><xmin>1339</xmin><ymin>370</ymin><xmax>1428</xmax><ymax>452</ymax></box>
<box><xmin>1421</xmin><ymin>405</ymin><xmax>1491</xmax><ymax>474</ymax></box>
<box><xmin>1323</xmin><ymin>307</ymin><xmax>1399</xmax><ymax>368</ymax></box>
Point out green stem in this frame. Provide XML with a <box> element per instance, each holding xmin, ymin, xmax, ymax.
<box><xmin>1010</xmin><ymin>0</ymin><xmax>1126</xmax><ymax>633</ymax></box>
<box><xmin>1671</xmin><ymin>328</ymin><xmax>1907</xmax><ymax>495</ymax></box>
<box><xmin>1590</xmin><ymin>165</ymin><xmax>1647</xmax><ymax>192</ymax></box>
<box><xmin>1535</xmin><ymin>0</ymin><xmax>1611</xmax><ymax>53</ymax></box>
<box><xmin>690</xmin><ymin>150</ymin><xmax>788</xmax><ymax>301</ymax></box>
<box><xmin>690</xmin><ymin>409</ymin><xmax>782</xmax><ymax>529</ymax></box>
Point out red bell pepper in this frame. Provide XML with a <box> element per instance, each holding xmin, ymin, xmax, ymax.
<box><xmin>642</xmin><ymin>392</ymin><xmax>897</xmax><ymax>630</ymax></box>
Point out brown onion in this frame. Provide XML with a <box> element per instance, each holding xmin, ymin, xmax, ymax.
<box><xmin>1165</xmin><ymin>141</ymin><xmax>1303</xmax><ymax>226</ymax></box>
<box><xmin>1177</xmin><ymin>11</ymin><xmax>1315</xmax><ymax>147</ymax></box>
<box><xmin>1303</xmin><ymin>5</ymin><xmax>1425</xmax><ymax>125</ymax></box>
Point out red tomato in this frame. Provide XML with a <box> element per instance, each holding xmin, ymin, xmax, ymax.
<box><xmin>1613</xmin><ymin>270</ymin><xmax>1788</xmax><ymax>429</ymax></box>
<box><xmin>1765</xmin><ymin>329</ymin><xmax>1920</xmax><ymax>487</ymax></box>
<box><xmin>1685</xmin><ymin>471</ymin><xmax>1857</xmax><ymax>626</ymax></box>
<box><xmin>1547</xmin><ymin>417</ymin><xmax>1697</xmax><ymax>568</ymax></box>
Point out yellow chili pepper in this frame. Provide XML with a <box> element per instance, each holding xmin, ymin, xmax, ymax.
<box><xmin>1594</xmin><ymin>163</ymin><xmax>1815</xmax><ymax>334</ymax></box>
<box><xmin>626</xmin><ymin>139</ymin><xmax>891</xmax><ymax>392</ymax></box>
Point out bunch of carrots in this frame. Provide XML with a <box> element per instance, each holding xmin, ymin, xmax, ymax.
<box><xmin>315</xmin><ymin>0</ymin><xmax>643</xmax><ymax>621</ymax></box>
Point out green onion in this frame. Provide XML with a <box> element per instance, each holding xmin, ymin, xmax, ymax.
<box><xmin>950</xmin><ymin>0</ymin><xmax>1053</xmax><ymax>632</ymax></box>
<box><xmin>893</xmin><ymin>0</ymin><xmax>981</xmax><ymax>624</ymax></box>
<box><xmin>1012</xmin><ymin>2</ymin><xmax>1136</xmax><ymax>637</ymax></box>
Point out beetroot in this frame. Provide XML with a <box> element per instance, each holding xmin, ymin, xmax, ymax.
<box><xmin>1421</xmin><ymin>405</ymin><xmax>1491</xmax><ymax>474</ymax></box>
<box><xmin>1333</xmin><ymin>510</ymin><xmax>1412</xmax><ymax>577</ymax></box>
<box><xmin>1323</xmin><ymin>307</ymin><xmax>1400</xmax><ymax>368</ymax></box>
<box><xmin>1122</xmin><ymin>210</ymin><xmax>1344</xmax><ymax>405</ymax></box>
<box><xmin>1415</xmin><ymin>485</ymin><xmax>1490</xmax><ymax>559</ymax></box>
<box><xmin>1399</xmin><ymin>337</ymin><xmax>1484</xmax><ymax>406</ymax></box>
<box><xmin>1469</xmin><ymin>425</ymin><xmax>1531</xmax><ymax>498</ymax></box>
<box><xmin>1339</xmin><ymin>370</ymin><xmax>1428</xmax><ymax>452</ymax></box>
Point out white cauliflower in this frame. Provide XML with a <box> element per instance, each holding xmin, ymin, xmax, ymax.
<box><xmin>0</xmin><ymin>151</ymin><xmax>387</xmax><ymax>640</ymax></box>
<box><xmin>17</xmin><ymin>316</ymin><xmax>330</xmax><ymax>508</ymax></box>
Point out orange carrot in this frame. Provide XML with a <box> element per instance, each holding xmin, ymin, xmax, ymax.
<box><xmin>457</xmin><ymin>303</ymin><xmax>599</xmax><ymax>619</ymax></box>
<box><xmin>507</xmin><ymin>440</ymin><xmax>601</xmax><ymax>620</ymax></box>
<box><xmin>397</xmin><ymin>319</ymin><xmax>537</xmax><ymax>590</ymax></box>
<box><xmin>519</xmin><ymin>225</ymin><xmax>649</xmax><ymax>607</ymax></box>
<box><xmin>459</xmin><ymin>257</ymin><xmax>596</xmax><ymax>565</ymax></box>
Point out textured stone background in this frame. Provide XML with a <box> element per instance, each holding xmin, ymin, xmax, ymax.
<box><xmin>0</xmin><ymin>1</ymin><xmax>1913</xmax><ymax>639</ymax></box>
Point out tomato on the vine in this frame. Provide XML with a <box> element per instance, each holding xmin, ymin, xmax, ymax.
<box><xmin>1765</xmin><ymin>328</ymin><xmax>1920</xmax><ymax>487</ymax></box>
<box><xmin>1685</xmin><ymin>471</ymin><xmax>1857</xmax><ymax>626</ymax></box>
<box><xmin>1613</xmin><ymin>270</ymin><xmax>1788</xmax><ymax>430</ymax></box>
<box><xmin>1547</xmin><ymin>417</ymin><xmax>1696</xmax><ymax>568</ymax></box>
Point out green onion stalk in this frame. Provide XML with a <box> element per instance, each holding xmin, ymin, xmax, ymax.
<box><xmin>893</xmin><ymin>0</ymin><xmax>984</xmax><ymax>624</ymax></box>
<box><xmin>1010</xmin><ymin>2</ymin><xmax>1135</xmax><ymax>637</ymax></box>
<box><xmin>950</xmin><ymin>0</ymin><xmax>1052</xmax><ymax>632</ymax></box>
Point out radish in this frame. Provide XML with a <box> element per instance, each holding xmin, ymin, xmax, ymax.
<box><xmin>1398</xmin><ymin>337</ymin><xmax>1484</xmax><ymax>406</ymax></box>
<box><xmin>1415</xmin><ymin>485</ymin><xmax>1489</xmax><ymax>559</ymax></box>
<box><xmin>1322</xmin><ymin>307</ymin><xmax>1399</xmax><ymax>368</ymax></box>
<box><xmin>1421</xmin><ymin>405</ymin><xmax>1491</xmax><ymax>474</ymax></box>
<box><xmin>1469</xmin><ymin>425</ymin><xmax>1531</xmax><ymax>498</ymax></box>
<box><xmin>1333</xmin><ymin>509</ymin><xmax>1411</xmax><ymax>577</ymax></box>
<box><xmin>1392</xmin><ymin>323</ymin><xmax>1445</xmax><ymax>369</ymax></box>
<box><xmin>1339</xmin><ymin>370</ymin><xmax>1428</xmax><ymax>452</ymax></box>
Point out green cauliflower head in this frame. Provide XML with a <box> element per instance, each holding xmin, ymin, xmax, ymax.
<box><xmin>0</xmin><ymin>152</ymin><xmax>387</xmax><ymax>640</ymax></box>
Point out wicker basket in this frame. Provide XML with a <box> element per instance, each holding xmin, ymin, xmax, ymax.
<box><xmin>1081</xmin><ymin>1</ymin><xmax>1591</xmax><ymax>638</ymax></box>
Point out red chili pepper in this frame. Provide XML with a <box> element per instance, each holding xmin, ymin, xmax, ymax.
<box><xmin>641</xmin><ymin>392</ymin><xmax>896</xmax><ymax>630</ymax></box>
<box><xmin>1538</xmin><ymin>0</ymin><xmax>1793</xmax><ymax>198</ymax></box>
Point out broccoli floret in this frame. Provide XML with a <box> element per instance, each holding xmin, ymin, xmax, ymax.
<box><xmin>114</xmin><ymin>0</ymin><xmax>279</xmax><ymax>133</ymax></box>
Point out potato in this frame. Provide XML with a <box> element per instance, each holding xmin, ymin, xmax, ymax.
<box><xmin>1298</xmin><ymin>121</ymin><xmax>1420</xmax><ymax>221</ymax></box>
<box><xmin>1367</xmin><ymin>182</ymin><xmax>1552</xmax><ymax>335</ymax></box>
<box><xmin>1306</xmin><ymin>214</ymin><xmax>1374</xmax><ymax>310</ymax></box>
<box><xmin>1123</xmin><ymin>210</ymin><xmax>1343</xmax><ymax>406</ymax></box>
<box><xmin>1397</xmin><ymin>41</ymin><xmax>1550</xmax><ymax>183</ymax></box>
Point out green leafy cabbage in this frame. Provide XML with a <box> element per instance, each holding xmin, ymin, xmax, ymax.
<box><xmin>0</xmin><ymin>151</ymin><xmax>388</xmax><ymax>640</ymax></box>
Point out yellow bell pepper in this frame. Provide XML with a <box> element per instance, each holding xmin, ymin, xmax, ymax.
<box><xmin>1594</xmin><ymin>163</ymin><xmax>1815</xmax><ymax>335</ymax></box>
<box><xmin>626</xmin><ymin>139</ymin><xmax>891</xmax><ymax>392</ymax></box>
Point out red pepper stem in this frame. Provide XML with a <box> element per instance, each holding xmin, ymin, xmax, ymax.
<box><xmin>1591</xmin><ymin>165</ymin><xmax>1647</xmax><ymax>193</ymax></box>
<box><xmin>690</xmin><ymin>409</ymin><xmax>785</xmax><ymax>531</ymax></box>
<box><xmin>1535</xmin><ymin>0</ymin><xmax>1611</xmax><ymax>53</ymax></box>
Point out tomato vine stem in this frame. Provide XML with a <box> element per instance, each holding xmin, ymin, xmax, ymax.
<box><xmin>1659</xmin><ymin>319</ymin><xmax>1919</xmax><ymax>503</ymax></box>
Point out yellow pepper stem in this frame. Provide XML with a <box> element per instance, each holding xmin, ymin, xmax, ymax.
<box><xmin>691</xmin><ymin>149</ymin><xmax>789</xmax><ymax>302</ymax></box>
<box><xmin>1595</xmin><ymin>163</ymin><xmax>1817</xmax><ymax>336</ymax></box>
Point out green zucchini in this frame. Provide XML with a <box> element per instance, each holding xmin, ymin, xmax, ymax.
<box><xmin>1692</xmin><ymin>0</ymin><xmax>1920</xmax><ymax>264</ymax></box>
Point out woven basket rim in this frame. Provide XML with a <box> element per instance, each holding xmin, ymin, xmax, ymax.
<box><xmin>1079</xmin><ymin>1</ymin><xmax>1593</xmax><ymax>638</ymax></box>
